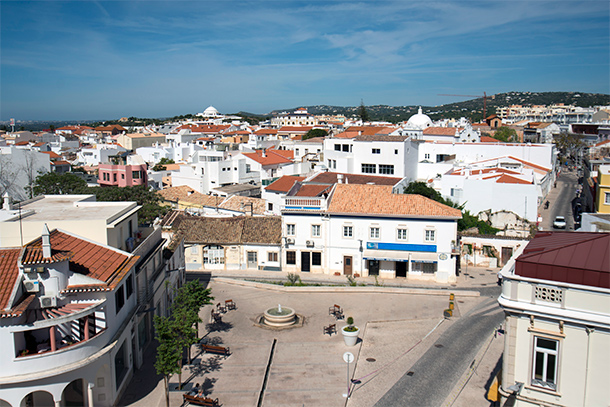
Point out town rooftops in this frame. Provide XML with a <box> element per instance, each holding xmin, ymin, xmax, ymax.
<box><xmin>242</xmin><ymin>149</ymin><xmax>293</xmax><ymax>166</ymax></box>
<box><xmin>0</xmin><ymin>248</ymin><xmax>22</xmax><ymax>313</ymax></box>
<box><xmin>423</xmin><ymin>127</ymin><xmax>461</xmax><ymax>136</ymax></box>
<box><xmin>265</xmin><ymin>176</ymin><xmax>307</xmax><ymax>193</ymax></box>
<box><xmin>172</xmin><ymin>215</ymin><xmax>281</xmax><ymax>245</ymax></box>
<box><xmin>307</xmin><ymin>172</ymin><xmax>402</xmax><ymax>186</ymax></box>
<box><xmin>326</xmin><ymin>184</ymin><xmax>462</xmax><ymax>219</ymax></box>
<box><xmin>515</xmin><ymin>232</ymin><xmax>610</xmax><ymax>289</ymax></box>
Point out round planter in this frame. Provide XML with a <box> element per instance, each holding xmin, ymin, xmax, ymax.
<box><xmin>342</xmin><ymin>326</ymin><xmax>360</xmax><ymax>346</ymax></box>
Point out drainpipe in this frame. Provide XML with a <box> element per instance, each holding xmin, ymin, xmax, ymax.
<box><xmin>583</xmin><ymin>326</ymin><xmax>594</xmax><ymax>406</ymax></box>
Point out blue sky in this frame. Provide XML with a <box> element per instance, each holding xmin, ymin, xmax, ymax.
<box><xmin>1</xmin><ymin>0</ymin><xmax>609</xmax><ymax>121</ymax></box>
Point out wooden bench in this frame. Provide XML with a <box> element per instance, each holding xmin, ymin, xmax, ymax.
<box><xmin>225</xmin><ymin>299</ymin><xmax>236</xmax><ymax>310</ymax></box>
<box><xmin>329</xmin><ymin>304</ymin><xmax>344</xmax><ymax>319</ymax></box>
<box><xmin>324</xmin><ymin>323</ymin><xmax>337</xmax><ymax>336</ymax></box>
<box><xmin>183</xmin><ymin>393</ymin><xmax>219</xmax><ymax>406</ymax></box>
<box><xmin>200</xmin><ymin>344</ymin><xmax>230</xmax><ymax>356</ymax></box>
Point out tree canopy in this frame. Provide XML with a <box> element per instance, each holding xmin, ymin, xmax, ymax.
<box><xmin>303</xmin><ymin>128</ymin><xmax>328</xmax><ymax>140</ymax></box>
<box><xmin>492</xmin><ymin>126</ymin><xmax>518</xmax><ymax>142</ymax></box>
<box><xmin>358</xmin><ymin>100</ymin><xmax>370</xmax><ymax>122</ymax></box>
<box><xmin>33</xmin><ymin>172</ymin><xmax>88</xmax><ymax>195</ymax></box>
<box><xmin>152</xmin><ymin>157</ymin><xmax>175</xmax><ymax>172</ymax></box>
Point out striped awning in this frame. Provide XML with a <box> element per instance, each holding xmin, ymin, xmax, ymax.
<box><xmin>363</xmin><ymin>250</ymin><xmax>439</xmax><ymax>262</ymax></box>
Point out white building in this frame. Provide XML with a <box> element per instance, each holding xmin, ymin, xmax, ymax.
<box><xmin>271</xmin><ymin>108</ymin><xmax>319</xmax><ymax>127</ymax></box>
<box><xmin>76</xmin><ymin>144</ymin><xmax>128</xmax><ymax>167</ymax></box>
<box><xmin>497</xmin><ymin>232</ymin><xmax>610</xmax><ymax>406</ymax></box>
<box><xmin>282</xmin><ymin>183</ymin><xmax>461</xmax><ymax>283</ymax></box>
<box><xmin>136</xmin><ymin>142</ymin><xmax>203</xmax><ymax>165</ymax></box>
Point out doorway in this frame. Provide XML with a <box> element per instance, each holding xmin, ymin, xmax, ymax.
<box><xmin>247</xmin><ymin>251</ymin><xmax>258</xmax><ymax>269</ymax></box>
<box><xmin>501</xmin><ymin>247</ymin><xmax>513</xmax><ymax>266</ymax></box>
<box><xmin>301</xmin><ymin>252</ymin><xmax>310</xmax><ymax>272</ymax></box>
<box><xmin>368</xmin><ymin>260</ymin><xmax>379</xmax><ymax>276</ymax></box>
<box><xmin>343</xmin><ymin>256</ymin><xmax>352</xmax><ymax>275</ymax></box>
<box><xmin>396</xmin><ymin>261</ymin><xmax>407</xmax><ymax>278</ymax></box>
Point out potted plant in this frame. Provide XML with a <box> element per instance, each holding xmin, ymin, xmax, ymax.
<box><xmin>342</xmin><ymin>316</ymin><xmax>360</xmax><ymax>346</ymax></box>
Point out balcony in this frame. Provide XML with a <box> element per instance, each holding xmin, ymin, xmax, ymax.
<box><xmin>283</xmin><ymin>197</ymin><xmax>326</xmax><ymax>212</ymax></box>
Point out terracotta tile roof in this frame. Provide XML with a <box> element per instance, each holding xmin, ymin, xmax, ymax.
<box><xmin>176</xmin><ymin>124</ymin><xmax>230</xmax><ymax>133</ymax></box>
<box><xmin>345</xmin><ymin>126</ymin><xmax>389</xmax><ymax>136</ymax></box>
<box><xmin>33</xmin><ymin>142</ymin><xmax>46</xmax><ymax>147</ymax></box>
<box><xmin>51</xmin><ymin>160</ymin><xmax>71</xmax><ymax>166</ymax></box>
<box><xmin>423</xmin><ymin>127</ymin><xmax>459</xmax><ymax>136</ymax></box>
<box><xmin>493</xmin><ymin>174</ymin><xmax>533</xmax><ymax>185</ymax></box>
<box><xmin>95</xmin><ymin>124</ymin><xmax>126</xmax><ymax>132</ymax></box>
<box><xmin>159</xmin><ymin>186</ymin><xmax>197</xmax><ymax>201</ymax></box>
<box><xmin>294</xmin><ymin>184</ymin><xmax>332</xmax><ymax>197</ymax></box>
<box><xmin>334</xmin><ymin>131</ymin><xmax>359</xmax><ymax>139</ymax></box>
<box><xmin>300</xmin><ymin>136</ymin><xmax>325</xmax><ymax>143</ymax></box>
<box><xmin>24</xmin><ymin>230</ymin><xmax>138</xmax><ymax>289</ymax></box>
<box><xmin>308</xmin><ymin>172</ymin><xmax>402</xmax><ymax>185</ymax></box>
<box><xmin>243</xmin><ymin>149</ymin><xmax>293</xmax><ymax>166</ymax></box>
<box><xmin>480</xmin><ymin>136</ymin><xmax>501</xmax><ymax>143</ymax></box>
<box><xmin>265</xmin><ymin>176</ymin><xmax>306</xmax><ymax>193</ymax></box>
<box><xmin>254</xmin><ymin>129</ymin><xmax>278</xmax><ymax>135</ymax></box>
<box><xmin>327</xmin><ymin>184</ymin><xmax>462</xmax><ymax>219</ymax></box>
<box><xmin>15</xmin><ymin>141</ymin><xmax>30</xmax><ymax>146</ymax></box>
<box><xmin>449</xmin><ymin>168</ymin><xmax>520</xmax><ymax>176</ymax></box>
<box><xmin>516</xmin><ymin>232</ymin><xmax>610</xmax><ymax>289</ymax></box>
<box><xmin>158</xmin><ymin>186</ymin><xmax>220</xmax><ymax>207</ymax></box>
<box><xmin>594</xmin><ymin>140</ymin><xmax>610</xmax><ymax>147</ymax></box>
<box><xmin>41</xmin><ymin>151</ymin><xmax>61</xmax><ymax>159</ymax></box>
<box><xmin>219</xmin><ymin>196</ymin><xmax>266</xmax><ymax>215</ymax></box>
<box><xmin>353</xmin><ymin>134</ymin><xmax>409</xmax><ymax>142</ymax></box>
<box><xmin>0</xmin><ymin>248</ymin><xmax>21</xmax><ymax>311</ymax></box>
<box><xmin>507</xmin><ymin>156</ymin><xmax>550</xmax><ymax>172</ymax></box>
<box><xmin>278</xmin><ymin>126</ymin><xmax>313</xmax><ymax>133</ymax></box>
<box><xmin>21</xmin><ymin>247</ymin><xmax>74</xmax><ymax>264</ymax></box>
<box><xmin>174</xmin><ymin>216</ymin><xmax>281</xmax><ymax>245</ymax></box>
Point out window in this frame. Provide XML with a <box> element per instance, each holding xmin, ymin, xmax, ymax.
<box><xmin>125</xmin><ymin>275</ymin><xmax>133</xmax><ymax>299</ymax></box>
<box><xmin>343</xmin><ymin>226</ymin><xmax>353</xmax><ymax>238</ymax></box>
<box><xmin>424</xmin><ymin>153</ymin><xmax>431</xmax><ymax>160</ymax></box>
<box><xmin>334</xmin><ymin>144</ymin><xmax>341</xmax><ymax>151</ymax></box>
<box><xmin>312</xmin><ymin>252</ymin><xmax>321</xmax><ymax>266</ymax></box>
<box><xmin>362</xmin><ymin>163</ymin><xmax>376</xmax><ymax>173</ymax></box>
<box><xmin>411</xmin><ymin>261</ymin><xmax>437</xmax><ymax>273</ymax></box>
<box><xmin>342</xmin><ymin>144</ymin><xmax>350</xmax><ymax>152</ymax></box>
<box><xmin>114</xmin><ymin>341</ymin><xmax>129</xmax><ymax>388</ymax></box>
<box><xmin>121</xmin><ymin>173</ymin><xmax>125</xmax><ymax>179</ymax></box>
<box><xmin>268</xmin><ymin>203</ymin><xmax>274</xmax><ymax>211</ymax></box>
<box><xmin>295</xmin><ymin>148</ymin><xmax>299</xmax><ymax>155</ymax></box>
<box><xmin>332</xmin><ymin>160</ymin><xmax>337</xmax><ymax>169</ymax></box>
<box><xmin>379</xmin><ymin>164</ymin><xmax>394</xmax><ymax>175</ymax></box>
<box><xmin>397</xmin><ymin>228</ymin><xmax>408</xmax><ymax>240</ymax></box>
<box><xmin>286</xmin><ymin>251</ymin><xmax>296</xmax><ymax>265</ymax></box>
<box><xmin>132</xmin><ymin>171</ymin><xmax>140</xmax><ymax>179</ymax></box>
<box><xmin>425</xmin><ymin>229</ymin><xmax>436</xmax><ymax>242</ymax></box>
<box><xmin>395</xmin><ymin>149</ymin><xmax>398</xmax><ymax>155</ymax></box>
<box><xmin>372</xmin><ymin>148</ymin><xmax>380</xmax><ymax>154</ymax></box>
<box><xmin>246</xmin><ymin>164</ymin><xmax>251</xmax><ymax>173</ymax></box>
<box><xmin>370</xmin><ymin>227</ymin><xmax>380</xmax><ymax>239</ymax></box>
<box><xmin>115</xmin><ymin>285</ymin><xmax>125</xmax><ymax>314</ymax></box>
<box><xmin>190</xmin><ymin>245</ymin><xmax>198</xmax><ymax>255</ymax></box>
<box><xmin>203</xmin><ymin>245</ymin><xmax>224</xmax><ymax>264</ymax></box>
<box><xmin>532</xmin><ymin>337</ymin><xmax>558</xmax><ymax>391</ymax></box>
<box><xmin>312</xmin><ymin>225</ymin><xmax>321</xmax><ymax>237</ymax></box>
<box><xmin>286</xmin><ymin>224</ymin><xmax>296</xmax><ymax>236</ymax></box>
<box><xmin>113</xmin><ymin>173</ymin><xmax>117</xmax><ymax>182</ymax></box>
<box><xmin>268</xmin><ymin>252</ymin><xmax>278</xmax><ymax>262</ymax></box>
<box><xmin>605</xmin><ymin>192</ymin><xmax>610</xmax><ymax>204</ymax></box>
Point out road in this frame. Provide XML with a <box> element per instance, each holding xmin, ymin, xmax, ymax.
<box><xmin>374</xmin><ymin>289</ymin><xmax>503</xmax><ymax>407</ymax></box>
<box><xmin>539</xmin><ymin>171</ymin><xmax>579</xmax><ymax>231</ymax></box>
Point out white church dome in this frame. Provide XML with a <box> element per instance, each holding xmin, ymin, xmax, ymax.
<box><xmin>406</xmin><ymin>107</ymin><xmax>433</xmax><ymax>129</ymax></box>
<box><xmin>203</xmin><ymin>106</ymin><xmax>219</xmax><ymax>116</ymax></box>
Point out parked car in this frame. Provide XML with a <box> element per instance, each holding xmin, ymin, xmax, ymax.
<box><xmin>553</xmin><ymin>216</ymin><xmax>566</xmax><ymax>229</ymax></box>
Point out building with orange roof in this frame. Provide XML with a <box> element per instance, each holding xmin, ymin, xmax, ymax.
<box><xmin>271</xmin><ymin>107</ymin><xmax>319</xmax><ymax>127</ymax></box>
<box><xmin>0</xmin><ymin>221</ymin><xmax>184</xmax><ymax>407</ymax></box>
<box><xmin>281</xmin><ymin>182</ymin><xmax>461</xmax><ymax>283</ymax></box>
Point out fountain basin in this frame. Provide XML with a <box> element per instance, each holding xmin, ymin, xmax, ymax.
<box><xmin>263</xmin><ymin>306</ymin><xmax>296</xmax><ymax>327</ymax></box>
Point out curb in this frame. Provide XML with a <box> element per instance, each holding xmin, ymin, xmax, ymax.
<box><xmin>212</xmin><ymin>277</ymin><xmax>481</xmax><ymax>297</ymax></box>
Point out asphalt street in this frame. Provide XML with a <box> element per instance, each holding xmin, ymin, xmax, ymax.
<box><xmin>540</xmin><ymin>171</ymin><xmax>579</xmax><ymax>231</ymax></box>
<box><xmin>374</xmin><ymin>289</ymin><xmax>503</xmax><ymax>407</ymax></box>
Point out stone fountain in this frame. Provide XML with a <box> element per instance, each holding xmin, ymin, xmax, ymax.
<box><xmin>258</xmin><ymin>304</ymin><xmax>303</xmax><ymax>329</ymax></box>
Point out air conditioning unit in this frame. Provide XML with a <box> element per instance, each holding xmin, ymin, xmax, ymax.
<box><xmin>24</xmin><ymin>281</ymin><xmax>40</xmax><ymax>293</ymax></box>
<box><xmin>40</xmin><ymin>295</ymin><xmax>57</xmax><ymax>308</ymax></box>
<box><xmin>285</xmin><ymin>238</ymin><xmax>294</xmax><ymax>244</ymax></box>
<box><xmin>306</xmin><ymin>240</ymin><xmax>314</xmax><ymax>247</ymax></box>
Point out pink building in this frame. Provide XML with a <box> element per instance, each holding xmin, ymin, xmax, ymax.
<box><xmin>98</xmin><ymin>153</ymin><xmax>147</xmax><ymax>187</ymax></box>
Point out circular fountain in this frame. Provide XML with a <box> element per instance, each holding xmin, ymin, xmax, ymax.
<box><xmin>258</xmin><ymin>304</ymin><xmax>303</xmax><ymax>329</ymax></box>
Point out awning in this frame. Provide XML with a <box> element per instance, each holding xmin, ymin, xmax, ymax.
<box><xmin>363</xmin><ymin>250</ymin><xmax>439</xmax><ymax>262</ymax></box>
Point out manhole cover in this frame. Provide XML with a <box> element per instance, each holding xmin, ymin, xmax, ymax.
<box><xmin>458</xmin><ymin>300</ymin><xmax>464</xmax><ymax>303</ymax></box>
<box><xmin>434</xmin><ymin>344</ymin><xmax>444</xmax><ymax>348</ymax></box>
<box><xmin>366</xmin><ymin>358</ymin><xmax>376</xmax><ymax>362</ymax></box>
<box><xmin>407</xmin><ymin>371</ymin><xmax>414</xmax><ymax>376</ymax></box>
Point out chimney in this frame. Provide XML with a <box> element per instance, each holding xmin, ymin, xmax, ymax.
<box><xmin>3</xmin><ymin>192</ymin><xmax>11</xmax><ymax>210</ymax></box>
<box><xmin>262</xmin><ymin>149</ymin><xmax>266</xmax><ymax>158</ymax></box>
<box><xmin>42</xmin><ymin>223</ymin><xmax>52</xmax><ymax>258</ymax></box>
<box><xmin>337</xmin><ymin>174</ymin><xmax>343</xmax><ymax>184</ymax></box>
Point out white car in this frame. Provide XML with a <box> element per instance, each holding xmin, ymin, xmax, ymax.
<box><xmin>553</xmin><ymin>216</ymin><xmax>566</xmax><ymax>229</ymax></box>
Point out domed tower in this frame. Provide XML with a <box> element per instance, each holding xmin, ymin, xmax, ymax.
<box><xmin>406</xmin><ymin>107</ymin><xmax>433</xmax><ymax>130</ymax></box>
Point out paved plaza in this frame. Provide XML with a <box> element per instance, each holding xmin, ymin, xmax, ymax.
<box><xmin>120</xmin><ymin>268</ymin><xmax>503</xmax><ymax>407</ymax></box>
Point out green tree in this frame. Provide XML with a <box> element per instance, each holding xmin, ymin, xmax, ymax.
<box><xmin>154</xmin><ymin>280</ymin><xmax>213</xmax><ymax>401</ymax></box>
<box><xmin>32</xmin><ymin>172</ymin><xmax>87</xmax><ymax>195</ymax></box>
<box><xmin>152</xmin><ymin>158</ymin><xmax>175</xmax><ymax>172</ymax></box>
<box><xmin>303</xmin><ymin>128</ymin><xmax>328</xmax><ymax>140</ymax></box>
<box><xmin>555</xmin><ymin>132</ymin><xmax>586</xmax><ymax>161</ymax></box>
<box><xmin>493</xmin><ymin>126</ymin><xmax>518</xmax><ymax>142</ymax></box>
<box><xmin>358</xmin><ymin>99</ymin><xmax>370</xmax><ymax>122</ymax></box>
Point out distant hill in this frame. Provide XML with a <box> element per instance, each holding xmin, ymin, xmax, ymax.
<box><xmin>272</xmin><ymin>91</ymin><xmax>610</xmax><ymax>123</ymax></box>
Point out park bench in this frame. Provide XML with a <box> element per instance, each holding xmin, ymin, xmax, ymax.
<box><xmin>324</xmin><ymin>323</ymin><xmax>337</xmax><ymax>336</ymax></box>
<box><xmin>183</xmin><ymin>393</ymin><xmax>219</xmax><ymax>406</ymax></box>
<box><xmin>329</xmin><ymin>304</ymin><xmax>344</xmax><ymax>319</ymax></box>
<box><xmin>200</xmin><ymin>344</ymin><xmax>231</xmax><ymax>357</ymax></box>
<box><xmin>225</xmin><ymin>299</ymin><xmax>236</xmax><ymax>310</ymax></box>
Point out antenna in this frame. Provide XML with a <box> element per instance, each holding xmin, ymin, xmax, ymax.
<box><xmin>19</xmin><ymin>202</ymin><xmax>24</xmax><ymax>247</ymax></box>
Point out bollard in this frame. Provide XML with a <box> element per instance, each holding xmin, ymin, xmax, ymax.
<box><xmin>449</xmin><ymin>301</ymin><xmax>454</xmax><ymax>310</ymax></box>
<box><xmin>449</xmin><ymin>293</ymin><xmax>455</xmax><ymax>301</ymax></box>
<box><xmin>443</xmin><ymin>308</ymin><xmax>453</xmax><ymax>318</ymax></box>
